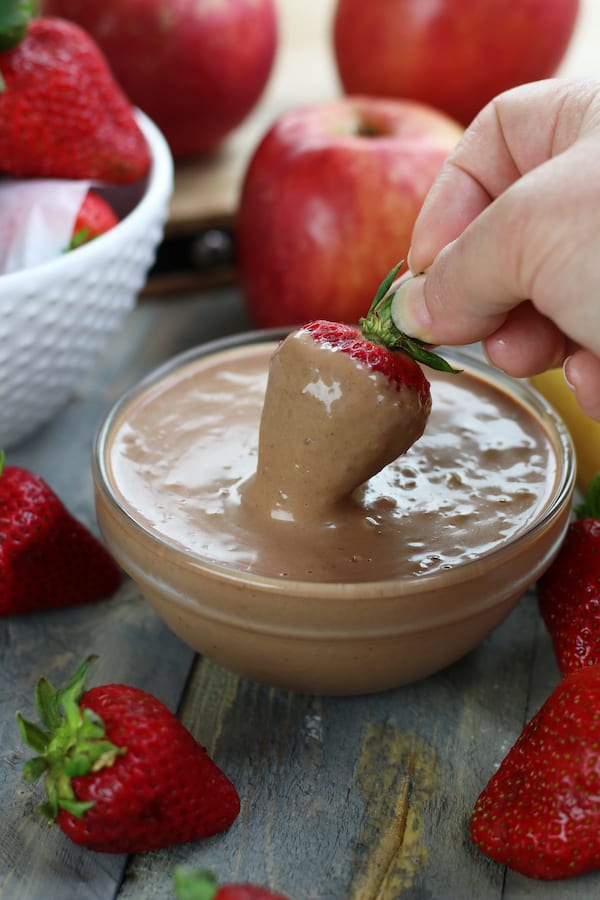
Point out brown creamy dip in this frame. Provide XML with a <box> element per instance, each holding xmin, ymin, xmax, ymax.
<box><xmin>107</xmin><ymin>338</ymin><xmax>557</xmax><ymax>584</ymax></box>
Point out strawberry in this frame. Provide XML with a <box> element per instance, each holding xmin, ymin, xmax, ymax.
<box><xmin>68</xmin><ymin>190</ymin><xmax>119</xmax><ymax>250</ymax></box>
<box><xmin>538</xmin><ymin>473</ymin><xmax>600</xmax><ymax>676</ymax></box>
<box><xmin>358</xmin><ymin>261</ymin><xmax>460</xmax><ymax>373</ymax></box>
<box><xmin>173</xmin><ymin>868</ymin><xmax>289</xmax><ymax>900</ymax></box>
<box><xmin>248</xmin><ymin>262</ymin><xmax>459</xmax><ymax>518</ymax></box>
<box><xmin>0</xmin><ymin>5</ymin><xmax>151</xmax><ymax>183</ymax></box>
<box><xmin>303</xmin><ymin>319</ymin><xmax>432</xmax><ymax>402</ymax></box>
<box><xmin>307</xmin><ymin>259</ymin><xmax>460</xmax><ymax>402</ymax></box>
<box><xmin>0</xmin><ymin>452</ymin><xmax>122</xmax><ymax>614</ymax></box>
<box><xmin>17</xmin><ymin>658</ymin><xmax>241</xmax><ymax>853</ymax></box>
<box><xmin>470</xmin><ymin>665</ymin><xmax>600</xmax><ymax>880</ymax></box>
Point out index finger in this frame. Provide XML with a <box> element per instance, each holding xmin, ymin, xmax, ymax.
<box><xmin>409</xmin><ymin>78</ymin><xmax>599</xmax><ymax>273</ymax></box>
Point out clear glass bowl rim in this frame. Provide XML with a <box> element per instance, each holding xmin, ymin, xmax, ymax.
<box><xmin>92</xmin><ymin>329</ymin><xmax>576</xmax><ymax>600</ymax></box>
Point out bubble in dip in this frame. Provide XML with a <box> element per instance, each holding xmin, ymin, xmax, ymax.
<box><xmin>93</xmin><ymin>331</ymin><xmax>575</xmax><ymax>694</ymax></box>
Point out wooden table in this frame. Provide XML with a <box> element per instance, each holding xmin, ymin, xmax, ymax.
<box><xmin>1</xmin><ymin>286</ymin><xmax>599</xmax><ymax>900</ymax></box>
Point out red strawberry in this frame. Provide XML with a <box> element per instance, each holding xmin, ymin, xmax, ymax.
<box><xmin>303</xmin><ymin>318</ymin><xmax>432</xmax><ymax>403</ymax></box>
<box><xmin>0</xmin><ymin>453</ymin><xmax>122</xmax><ymax>614</ymax></box>
<box><xmin>67</xmin><ymin>190</ymin><xmax>119</xmax><ymax>250</ymax></box>
<box><xmin>17</xmin><ymin>658</ymin><xmax>241</xmax><ymax>853</ymax></box>
<box><xmin>538</xmin><ymin>474</ymin><xmax>600</xmax><ymax>676</ymax></box>
<box><xmin>247</xmin><ymin>262</ymin><xmax>459</xmax><ymax>519</ymax></box>
<box><xmin>0</xmin><ymin>8</ymin><xmax>150</xmax><ymax>183</ymax></box>
<box><xmin>470</xmin><ymin>665</ymin><xmax>600</xmax><ymax>880</ymax></box>
<box><xmin>173</xmin><ymin>868</ymin><xmax>289</xmax><ymax>900</ymax></box>
<box><xmin>308</xmin><ymin>260</ymin><xmax>460</xmax><ymax>407</ymax></box>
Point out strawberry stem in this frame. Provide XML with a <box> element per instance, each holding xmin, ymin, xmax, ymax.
<box><xmin>359</xmin><ymin>262</ymin><xmax>462</xmax><ymax>374</ymax></box>
<box><xmin>172</xmin><ymin>867</ymin><xmax>219</xmax><ymax>900</ymax></box>
<box><xmin>66</xmin><ymin>227</ymin><xmax>92</xmax><ymax>252</ymax></box>
<box><xmin>574</xmin><ymin>472</ymin><xmax>600</xmax><ymax>519</ymax></box>
<box><xmin>16</xmin><ymin>656</ymin><xmax>125</xmax><ymax>823</ymax></box>
<box><xmin>0</xmin><ymin>0</ymin><xmax>35</xmax><ymax>52</ymax></box>
<box><xmin>365</xmin><ymin>261</ymin><xmax>404</xmax><ymax>316</ymax></box>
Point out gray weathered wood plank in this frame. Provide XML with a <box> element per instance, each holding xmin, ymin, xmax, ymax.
<box><xmin>119</xmin><ymin>589</ymin><xmax>600</xmax><ymax>899</ymax></box>
<box><xmin>0</xmin><ymin>288</ymin><xmax>249</xmax><ymax>900</ymax></box>
<box><xmin>2</xmin><ymin>286</ymin><xmax>600</xmax><ymax>899</ymax></box>
<box><xmin>0</xmin><ymin>586</ymin><xmax>195</xmax><ymax>900</ymax></box>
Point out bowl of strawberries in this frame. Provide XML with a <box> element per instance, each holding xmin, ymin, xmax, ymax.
<box><xmin>93</xmin><ymin>267</ymin><xmax>576</xmax><ymax>695</ymax></box>
<box><xmin>0</xmin><ymin>6</ymin><xmax>173</xmax><ymax>448</ymax></box>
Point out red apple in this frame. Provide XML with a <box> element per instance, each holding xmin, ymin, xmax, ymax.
<box><xmin>236</xmin><ymin>96</ymin><xmax>463</xmax><ymax>327</ymax></box>
<box><xmin>333</xmin><ymin>0</ymin><xmax>580</xmax><ymax>126</ymax></box>
<box><xmin>41</xmin><ymin>0</ymin><xmax>278</xmax><ymax>159</ymax></box>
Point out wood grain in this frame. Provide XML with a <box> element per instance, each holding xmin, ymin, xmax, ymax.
<box><xmin>0</xmin><ymin>290</ymin><xmax>249</xmax><ymax>900</ymax></box>
<box><xmin>3</xmin><ymin>286</ymin><xmax>600</xmax><ymax>899</ymax></box>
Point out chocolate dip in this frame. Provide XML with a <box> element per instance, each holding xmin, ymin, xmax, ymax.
<box><xmin>106</xmin><ymin>339</ymin><xmax>558</xmax><ymax>585</ymax></box>
<box><xmin>242</xmin><ymin>329</ymin><xmax>430</xmax><ymax>521</ymax></box>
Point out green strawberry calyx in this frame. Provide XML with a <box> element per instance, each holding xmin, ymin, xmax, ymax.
<box><xmin>66</xmin><ymin>227</ymin><xmax>92</xmax><ymax>252</ymax></box>
<box><xmin>359</xmin><ymin>261</ymin><xmax>462</xmax><ymax>374</ymax></box>
<box><xmin>16</xmin><ymin>656</ymin><xmax>125</xmax><ymax>823</ymax></box>
<box><xmin>574</xmin><ymin>471</ymin><xmax>600</xmax><ymax>519</ymax></box>
<box><xmin>0</xmin><ymin>0</ymin><xmax>35</xmax><ymax>52</ymax></box>
<box><xmin>172</xmin><ymin>867</ymin><xmax>222</xmax><ymax>900</ymax></box>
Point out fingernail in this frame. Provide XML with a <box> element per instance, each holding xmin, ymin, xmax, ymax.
<box><xmin>406</xmin><ymin>248</ymin><xmax>424</xmax><ymax>276</ymax></box>
<box><xmin>563</xmin><ymin>356</ymin><xmax>576</xmax><ymax>391</ymax></box>
<box><xmin>390</xmin><ymin>274</ymin><xmax>432</xmax><ymax>340</ymax></box>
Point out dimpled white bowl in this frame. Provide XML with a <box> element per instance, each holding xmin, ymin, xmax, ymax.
<box><xmin>0</xmin><ymin>111</ymin><xmax>173</xmax><ymax>448</ymax></box>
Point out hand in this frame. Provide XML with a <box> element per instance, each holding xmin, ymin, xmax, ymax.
<box><xmin>391</xmin><ymin>78</ymin><xmax>600</xmax><ymax>421</ymax></box>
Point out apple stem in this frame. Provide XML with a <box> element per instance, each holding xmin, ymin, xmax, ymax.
<box><xmin>359</xmin><ymin>262</ymin><xmax>461</xmax><ymax>374</ymax></box>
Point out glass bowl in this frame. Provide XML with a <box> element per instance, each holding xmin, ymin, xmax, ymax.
<box><xmin>92</xmin><ymin>330</ymin><xmax>575</xmax><ymax>695</ymax></box>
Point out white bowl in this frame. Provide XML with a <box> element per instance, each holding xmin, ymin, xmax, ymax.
<box><xmin>0</xmin><ymin>111</ymin><xmax>173</xmax><ymax>448</ymax></box>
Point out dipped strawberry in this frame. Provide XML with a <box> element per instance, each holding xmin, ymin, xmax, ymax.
<box><xmin>245</xmin><ymin>262</ymin><xmax>459</xmax><ymax>521</ymax></box>
<box><xmin>173</xmin><ymin>868</ymin><xmax>289</xmax><ymax>900</ymax></box>
<box><xmin>0</xmin><ymin>453</ymin><xmax>121</xmax><ymax>614</ymax></box>
<box><xmin>68</xmin><ymin>190</ymin><xmax>119</xmax><ymax>250</ymax></box>
<box><xmin>0</xmin><ymin>4</ymin><xmax>150</xmax><ymax>183</ymax></box>
<box><xmin>538</xmin><ymin>473</ymin><xmax>600</xmax><ymax>676</ymax></box>
<box><xmin>17</xmin><ymin>658</ymin><xmax>240</xmax><ymax>853</ymax></box>
<box><xmin>470</xmin><ymin>665</ymin><xmax>600</xmax><ymax>880</ymax></box>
